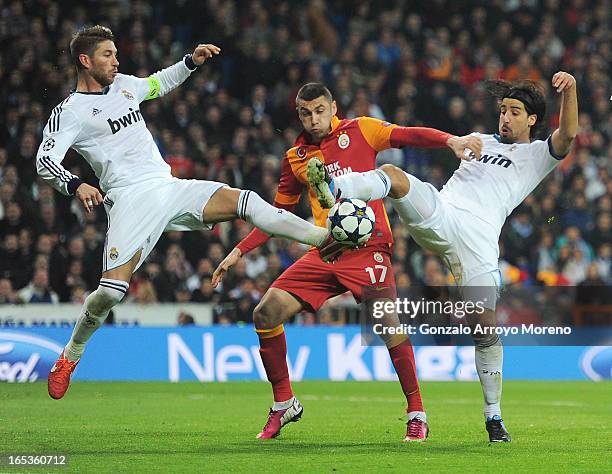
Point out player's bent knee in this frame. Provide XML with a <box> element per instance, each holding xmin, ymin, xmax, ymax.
<box><xmin>253</xmin><ymin>302</ymin><xmax>277</xmax><ymax>330</ymax></box>
<box><xmin>380</xmin><ymin>164</ymin><xmax>409</xmax><ymax>198</ymax></box>
<box><xmin>253</xmin><ymin>290</ymin><xmax>294</xmax><ymax>329</ymax></box>
<box><xmin>88</xmin><ymin>282</ymin><xmax>128</xmax><ymax>313</ymax></box>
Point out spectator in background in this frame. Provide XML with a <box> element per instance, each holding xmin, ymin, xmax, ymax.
<box><xmin>594</xmin><ymin>243</ymin><xmax>611</xmax><ymax>281</ymax></box>
<box><xmin>191</xmin><ymin>274</ymin><xmax>218</xmax><ymax>303</ymax></box>
<box><xmin>0</xmin><ymin>0</ymin><xmax>608</xmax><ymax>323</ymax></box>
<box><xmin>590</xmin><ymin>212</ymin><xmax>611</xmax><ymax>251</ymax></box>
<box><xmin>556</xmin><ymin>226</ymin><xmax>594</xmax><ymax>262</ymax></box>
<box><xmin>0</xmin><ymin>278</ymin><xmax>18</xmax><ymax>304</ymax></box>
<box><xmin>177</xmin><ymin>311</ymin><xmax>195</xmax><ymax>326</ymax></box>
<box><xmin>17</xmin><ymin>268</ymin><xmax>59</xmax><ymax>304</ymax></box>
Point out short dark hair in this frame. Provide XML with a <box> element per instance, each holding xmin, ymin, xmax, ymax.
<box><xmin>69</xmin><ymin>25</ymin><xmax>114</xmax><ymax>71</ymax></box>
<box><xmin>484</xmin><ymin>79</ymin><xmax>546</xmax><ymax>139</ymax></box>
<box><xmin>296</xmin><ymin>82</ymin><xmax>333</xmax><ymax>105</ymax></box>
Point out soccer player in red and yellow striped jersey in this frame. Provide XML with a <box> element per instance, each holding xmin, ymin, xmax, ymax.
<box><xmin>212</xmin><ymin>83</ymin><xmax>482</xmax><ymax>441</ymax></box>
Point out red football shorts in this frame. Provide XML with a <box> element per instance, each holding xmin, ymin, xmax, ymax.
<box><xmin>271</xmin><ymin>244</ymin><xmax>397</xmax><ymax>311</ymax></box>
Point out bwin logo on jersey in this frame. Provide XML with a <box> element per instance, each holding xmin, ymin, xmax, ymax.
<box><xmin>476</xmin><ymin>153</ymin><xmax>513</xmax><ymax>168</ymax></box>
<box><xmin>107</xmin><ymin>108</ymin><xmax>143</xmax><ymax>134</ymax></box>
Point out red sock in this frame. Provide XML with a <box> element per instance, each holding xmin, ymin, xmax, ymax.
<box><xmin>257</xmin><ymin>326</ymin><xmax>293</xmax><ymax>402</ymax></box>
<box><xmin>388</xmin><ymin>339</ymin><xmax>424</xmax><ymax>412</ymax></box>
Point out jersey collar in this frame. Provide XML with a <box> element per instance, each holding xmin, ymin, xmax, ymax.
<box><xmin>330</xmin><ymin>115</ymin><xmax>341</xmax><ymax>133</ymax></box>
<box><xmin>72</xmin><ymin>85</ymin><xmax>110</xmax><ymax>95</ymax></box>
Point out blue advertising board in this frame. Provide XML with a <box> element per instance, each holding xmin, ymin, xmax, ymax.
<box><xmin>0</xmin><ymin>326</ymin><xmax>609</xmax><ymax>382</ymax></box>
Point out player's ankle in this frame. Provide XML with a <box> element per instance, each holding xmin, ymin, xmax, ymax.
<box><xmin>273</xmin><ymin>396</ymin><xmax>295</xmax><ymax>411</ymax></box>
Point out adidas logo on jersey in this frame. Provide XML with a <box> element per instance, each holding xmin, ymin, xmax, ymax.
<box><xmin>107</xmin><ymin>107</ymin><xmax>143</xmax><ymax>134</ymax></box>
<box><xmin>92</xmin><ymin>108</ymin><xmax>102</xmax><ymax>116</ymax></box>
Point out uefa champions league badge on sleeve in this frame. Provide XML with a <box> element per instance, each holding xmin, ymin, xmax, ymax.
<box><xmin>42</xmin><ymin>138</ymin><xmax>55</xmax><ymax>151</ymax></box>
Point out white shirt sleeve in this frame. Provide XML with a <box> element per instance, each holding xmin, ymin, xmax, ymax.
<box><xmin>36</xmin><ymin>105</ymin><xmax>83</xmax><ymax>196</ymax></box>
<box><xmin>117</xmin><ymin>57</ymin><xmax>195</xmax><ymax>104</ymax></box>
<box><xmin>529</xmin><ymin>136</ymin><xmax>565</xmax><ymax>183</ymax></box>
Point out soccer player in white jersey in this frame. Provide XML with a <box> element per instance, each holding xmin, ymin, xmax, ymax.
<box><xmin>38</xmin><ymin>26</ymin><xmax>333</xmax><ymax>399</ymax></box>
<box><xmin>307</xmin><ymin>71</ymin><xmax>578</xmax><ymax>442</ymax></box>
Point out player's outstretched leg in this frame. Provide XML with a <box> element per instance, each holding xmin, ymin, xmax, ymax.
<box><xmin>204</xmin><ymin>186</ymin><xmax>328</xmax><ymax>247</ymax></box>
<box><xmin>48</xmin><ymin>278</ymin><xmax>128</xmax><ymax>399</ymax></box>
<box><xmin>253</xmin><ymin>289</ymin><xmax>304</xmax><ymax>439</ymax></box>
<box><xmin>307</xmin><ymin>158</ymin><xmax>393</xmax><ymax>208</ymax></box>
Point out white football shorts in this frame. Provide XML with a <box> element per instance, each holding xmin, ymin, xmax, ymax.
<box><xmin>102</xmin><ymin>177</ymin><xmax>227</xmax><ymax>272</ymax></box>
<box><xmin>392</xmin><ymin>173</ymin><xmax>501</xmax><ymax>308</ymax></box>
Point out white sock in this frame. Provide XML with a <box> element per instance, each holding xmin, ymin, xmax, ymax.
<box><xmin>475</xmin><ymin>341</ymin><xmax>503</xmax><ymax>420</ymax></box>
<box><xmin>273</xmin><ymin>396</ymin><xmax>295</xmax><ymax>411</ymax></box>
<box><xmin>334</xmin><ymin>169</ymin><xmax>391</xmax><ymax>201</ymax></box>
<box><xmin>237</xmin><ymin>190</ymin><xmax>327</xmax><ymax>246</ymax></box>
<box><xmin>408</xmin><ymin>411</ymin><xmax>427</xmax><ymax>423</ymax></box>
<box><xmin>65</xmin><ymin>279</ymin><xmax>128</xmax><ymax>361</ymax></box>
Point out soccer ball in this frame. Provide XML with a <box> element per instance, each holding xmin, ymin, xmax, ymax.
<box><xmin>327</xmin><ymin>198</ymin><xmax>376</xmax><ymax>246</ymax></box>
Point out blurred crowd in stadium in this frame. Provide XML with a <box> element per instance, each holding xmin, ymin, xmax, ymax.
<box><xmin>0</xmin><ymin>0</ymin><xmax>609</xmax><ymax>324</ymax></box>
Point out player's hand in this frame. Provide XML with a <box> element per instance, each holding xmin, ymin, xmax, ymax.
<box><xmin>552</xmin><ymin>71</ymin><xmax>576</xmax><ymax>93</ymax></box>
<box><xmin>75</xmin><ymin>183</ymin><xmax>103</xmax><ymax>214</ymax></box>
<box><xmin>319</xmin><ymin>234</ymin><xmax>354</xmax><ymax>263</ymax></box>
<box><xmin>447</xmin><ymin>135</ymin><xmax>482</xmax><ymax>161</ymax></box>
<box><xmin>211</xmin><ymin>247</ymin><xmax>241</xmax><ymax>288</ymax></box>
<box><xmin>192</xmin><ymin>43</ymin><xmax>221</xmax><ymax>65</ymax></box>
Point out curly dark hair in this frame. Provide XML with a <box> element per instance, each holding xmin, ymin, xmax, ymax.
<box><xmin>485</xmin><ymin>79</ymin><xmax>547</xmax><ymax>139</ymax></box>
<box><xmin>69</xmin><ymin>25</ymin><xmax>115</xmax><ymax>71</ymax></box>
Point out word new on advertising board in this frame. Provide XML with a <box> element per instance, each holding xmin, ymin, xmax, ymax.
<box><xmin>0</xmin><ymin>327</ymin><xmax>610</xmax><ymax>383</ymax></box>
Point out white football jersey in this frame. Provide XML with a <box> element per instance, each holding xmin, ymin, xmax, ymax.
<box><xmin>440</xmin><ymin>132</ymin><xmax>565</xmax><ymax>233</ymax></box>
<box><xmin>36</xmin><ymin>59</ymin><xmax>195</xmax><ymax>195</ymax></box>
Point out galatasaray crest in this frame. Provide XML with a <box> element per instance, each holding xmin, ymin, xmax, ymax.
<box><xmin>338</xmin><ymin>132</ymin><xmax>350</xmax><ymax>150</ymax></box>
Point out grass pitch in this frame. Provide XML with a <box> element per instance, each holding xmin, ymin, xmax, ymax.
<box><xmin>1</xmin><ymin>381</ymin><xmax>610</xmax><ymax>473</ymax></box>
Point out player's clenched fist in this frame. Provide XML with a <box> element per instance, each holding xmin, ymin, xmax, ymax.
<box><xmin>192</xmin><ymin>43</ymin><xmax>221</xmax><ymax>65</ymax></box>
<box><xmin>447</xmin><ymin>134</ymin><xmax>483</xmax><ymax>161</ymax></box>
<box><xmin>552</xmin><ymin>71</ymin><xmax>576</xmax><ymax>93</ymax></box>
<box><xmin>75</xmin><ymin>183</ymin><xmax>103</xmax><ymax>213</ymax></box>
<box><xmin>212</xmin><ymin>247</ymin><xmax>242</xmax><ymax>288</ymax></box>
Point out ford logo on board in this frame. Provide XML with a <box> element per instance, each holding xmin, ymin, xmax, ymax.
<box><xmin>0</xmin><ymin>331</ymin><xmax>63</xmax><ymax>383</ymax></box>
<box><xmin>580</xmin><ymin>346</ymin><xmax>612</xmax><ymax>381</ymax></box>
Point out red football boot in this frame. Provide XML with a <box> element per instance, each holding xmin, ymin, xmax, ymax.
<box><xmin>47</xmin><ymin>351</ymin><xmax>79</xmax><ymax>400</ymax></box>
<box><xmin>256</xmin><ymin>398</ymin><xmax>304</xmax><ymax>439</ymax></box>
<box><xmin>404</xmin><ymin>416</ymin><xmax>429</xmax><ymax>442</ymax></box>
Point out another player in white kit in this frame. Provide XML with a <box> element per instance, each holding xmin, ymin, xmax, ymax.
<box><xmin>307</xmin><ymin>72</ymin><xmax>578</xmax><ymax>442</ymax></box>
<box><xmin>39</xmin><ymin>26</ymin><xmax>332</xmax><ymax>399</ymax></box>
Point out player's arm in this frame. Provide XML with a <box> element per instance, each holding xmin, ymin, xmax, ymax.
<box><xmin>36</xmin><ymin>108</ymin><xmax>102</xmax><ymax>213</ymax></box>
<box><xmin>132</xmin><ymin>44</ymin><xmax>220</xmax><ymax>102</ymax></box>
<box><xmin>550</xmin><ymin>71</ymin><xmax>578</xmax><ymax>157</ymax></box>
<box><xmin>211</xmin><ymin>156</ymin><xmax>304</xmax><ymax>288</ymax></box>
<box><xmin>358</xmin><ymin>117</ymin><xmax>482</xmax><ymax>160</ymax></box>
